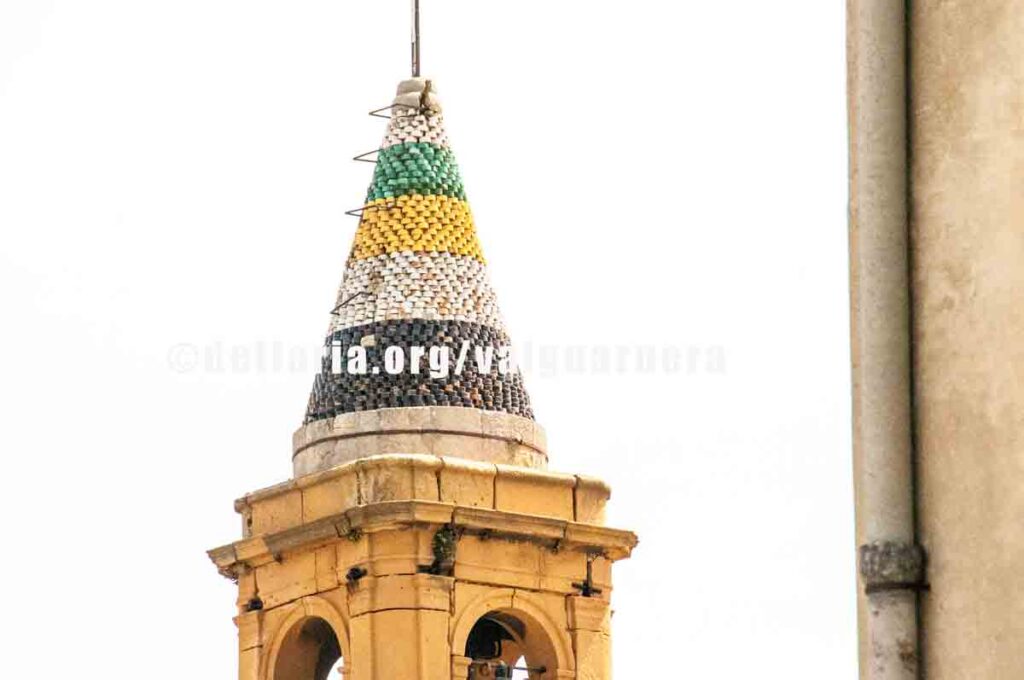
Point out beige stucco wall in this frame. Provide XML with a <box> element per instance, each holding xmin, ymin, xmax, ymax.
<box><xmin>910</xmin><ymin>2</ymin><xmax>1024</xmax><ymax>677</ymax></box>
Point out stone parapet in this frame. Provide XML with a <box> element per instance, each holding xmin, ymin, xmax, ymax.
<box><xmin>228</xmin><ymin>453</ymin><xmax>617</xmax><ymax>541</ymax></box>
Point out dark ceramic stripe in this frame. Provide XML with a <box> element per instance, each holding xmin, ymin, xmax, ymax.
<box><xmin>305</xmin><ymin>319</ymin><xmax>533</xmax><ymax>423</ymax></box>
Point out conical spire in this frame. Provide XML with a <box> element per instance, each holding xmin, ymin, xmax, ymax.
<box><xmin>295</xmin><ymin>79</ymin><xmax>543</xmax><ymax>476</ymax></box>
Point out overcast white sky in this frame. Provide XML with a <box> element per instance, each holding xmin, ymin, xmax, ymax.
<box><xmin>0</xmin><ymin>1</ymin><xmax>852</xmax><ymax>677</ymax></box>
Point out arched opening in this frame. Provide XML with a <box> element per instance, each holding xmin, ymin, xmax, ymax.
<box><xmin>464</xmin><ymin>610</ymin><xmax>556</xmax><ymax>679</ymax></box>
<box><xmin>273</xmin><ymin>616</ymin><xmax>345</xmax><ymax>680</ymax></box>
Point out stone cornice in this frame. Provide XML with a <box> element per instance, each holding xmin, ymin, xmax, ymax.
<box><xmin>208</xmin><ymin>500</ymin><xmax>637</xmax><ymax>581</ymax></box>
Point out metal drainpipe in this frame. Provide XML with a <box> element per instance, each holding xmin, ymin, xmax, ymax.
<box><xmin>848</xmin><ymin>1</ymin><xmax>926</xmax><ymax>679</ymax></box>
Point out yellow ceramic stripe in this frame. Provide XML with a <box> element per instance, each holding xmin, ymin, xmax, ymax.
<box><xmin>349</xmin><ymin>195</ymin><xmax>485</xmax><ymax>262</ymax></box>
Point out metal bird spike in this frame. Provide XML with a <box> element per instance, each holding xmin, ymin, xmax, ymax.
<box><xmin>411</xmin><ymin>0</ymin><xmax>421</xmax><ymax>77</ymax></box>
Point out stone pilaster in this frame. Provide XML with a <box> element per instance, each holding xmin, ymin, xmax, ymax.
<box><xmin>567</xmin><ymin>597</ymin><xmax>611</xmax><ymax>680</ymax></box>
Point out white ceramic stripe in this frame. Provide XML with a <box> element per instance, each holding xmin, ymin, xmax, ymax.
<box><xmin>381</xmin><ymin>110</ymin><xmax>450</xmax><ymax>149</ymax></box>
<box><xmin>328</xmin><ymin>251</ymin><xmax>506</xmax><ymax>333</ymax></box>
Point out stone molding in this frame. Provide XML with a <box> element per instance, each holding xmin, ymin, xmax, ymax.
<box><xmin>293</xmin><ymin>407</ymin><xmax>548</xmax><ymax>476</ymax></box>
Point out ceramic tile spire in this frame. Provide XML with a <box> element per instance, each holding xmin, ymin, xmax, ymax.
<box><xmin>304</xmin><ymin>78</ymin><xmax>534</xmax><ymax>425</ymax></box>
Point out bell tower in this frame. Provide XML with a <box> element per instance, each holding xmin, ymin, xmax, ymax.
<box><xmin>208</xmin><ymin>75</ymin><xmax>637</xmax><ymax>680</ymax></box>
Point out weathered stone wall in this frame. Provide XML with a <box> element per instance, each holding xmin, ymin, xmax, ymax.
<box><xmin>910</xmin><ymin>2</ymin><xmax>1024</xmax><ymax>677</ymax></box>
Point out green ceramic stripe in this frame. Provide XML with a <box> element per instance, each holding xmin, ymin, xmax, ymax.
<box><xmin>365</xmin><ymin>142</ymin><xmax>466</xmax><ymax>202</ymax></box>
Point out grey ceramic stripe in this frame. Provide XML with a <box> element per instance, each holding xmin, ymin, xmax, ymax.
<box><xmin>329</xmin><ymin>252</ymin><xmax>506</xmax><ymax>333</ymax></box>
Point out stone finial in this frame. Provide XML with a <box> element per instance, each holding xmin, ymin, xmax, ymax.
<box><xmin>393</xmin><ymin>77</ymin><xmax>441</xmax><ymax>112</ymax></box>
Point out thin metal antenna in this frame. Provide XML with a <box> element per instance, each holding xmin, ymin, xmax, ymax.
<box><xmin>411</xmin><ymin>0</ymin><xmax>421</xmax><ymax>77</ymax></box>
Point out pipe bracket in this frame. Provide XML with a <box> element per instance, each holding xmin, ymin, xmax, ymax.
<box><xmin>859</xmin><ymin>540</ymin><xmax>926</xmax><ymax>594</ymax></box>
